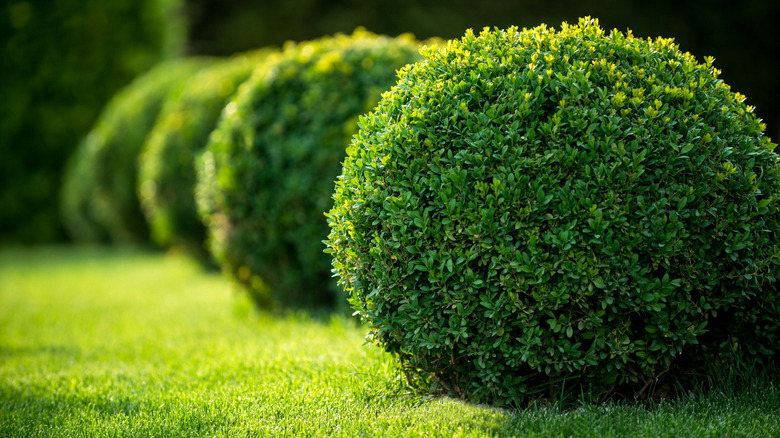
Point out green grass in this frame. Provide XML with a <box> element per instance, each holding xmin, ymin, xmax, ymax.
<box><xmin>1</xmin><ymin>246</ymin><xmax>779</xmax><ymax>437</ymax></box>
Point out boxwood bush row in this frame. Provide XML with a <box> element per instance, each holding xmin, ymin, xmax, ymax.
<box><xmin>62</xmin><ymin>29</ymin><xmax>428</xmax><ymax>307</ymax></box>
<box><xmin>137</xmin><ymin>49</ymin><xmax>272</xmax><ymax>262</ymax></box>
<box><xmin>62</xmin><ymin>19</ymin><xmax>778</xmax><ymax>406</ymax></box>
<box><xmin>61</xmin><ymin>58</ymin><xmax>213</xmax><ymax>244</ymax></box>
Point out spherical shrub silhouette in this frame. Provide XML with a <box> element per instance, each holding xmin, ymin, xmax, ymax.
<box><xmin>138</xmin><ymin>50</ymin><xmax>270</xmax><ymax>261</ymax></box>
<box><xmin>326</xmin><ymin>18</ymin><xmax>780</xmax><ymax>405</ymax></box>
<box><xmin>62</xmin><ymin>58</ymin><xmax>211</xmax><ymax>243</ymax></box>
<box><xmin>196</xmin><ymin>29</ymin><xmax>426</xmax><ymax>309</ymax></box>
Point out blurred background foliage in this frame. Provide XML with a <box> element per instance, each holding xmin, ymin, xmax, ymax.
<box><xmin>1</xmin><ymin>0</ymin><xmax>185</xmax><ymax>243</ymax></box>
<box><xmin>2</xmin><ymin>0</ymin><xmax>778</xmax><ymax>243</ymax></box>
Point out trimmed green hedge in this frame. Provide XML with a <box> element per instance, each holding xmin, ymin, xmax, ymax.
<box><xmin>197</xmin><ymin>29</ymin><xmax>426</xmax><ymax>309</ymax></box>
<box><xmin>326</xmin><ymin>18</ymin><xmax>780</xmax><ymax>405</ymax></box>
<box><xmin>138</xmin><ymin>50</ymin><xmax>271</xmax><ymax>260</ymax></box>
<box><xmin>1</xmin><ymin>0</ymin><xmax>185</xmax><ymax>243</ymax></box>
<box><xmin>61</xmin><ymin>58</ymin><xmax>211</xmax><ymax>244</ymax></box>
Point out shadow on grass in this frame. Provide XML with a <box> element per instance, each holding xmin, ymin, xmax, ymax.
<box><xmin>0</xmin><ymin>344</ymin><xmax>81</xmax><ymax>359</ymax></box>
<box><xmin>0</xmin><ymin>384</ymin><xmax>240</xmax><ymax>437</ymax></box>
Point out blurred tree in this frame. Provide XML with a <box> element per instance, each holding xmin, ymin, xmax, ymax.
<box><xmin>0</xmin><ymin>0</ymin><xmax>186</xmax><ymax>243</ymax></box>
<box><xmin>185</xmin><ymin>0</ymin><xmax>778</xmax><ymax>142</ymax></box>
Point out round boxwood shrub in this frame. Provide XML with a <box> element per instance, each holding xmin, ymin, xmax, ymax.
<box><xmin>138</xmin><ymin>50</ymin><xmax>271</xmax><ymax>260</ymax></box>
<box><xmin>196</xmin><ymin>29</ymin><xmax>426</xmax><ymax>309</ymax></box>
<box><xmin>326</xmin><ymin>17</ymin><xmax>780</xmax><ymax>405</ymax></box>
<box><xmin>62</xmin><ymin>58</ymin><xmax>212</xmax><ymax>244</ymax></box>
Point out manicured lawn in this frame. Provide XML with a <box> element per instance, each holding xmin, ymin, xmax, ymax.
<box><xmin>1</xmin><ymin>246</ymin><xmax>778</xmax><ymax>437</ymax></box>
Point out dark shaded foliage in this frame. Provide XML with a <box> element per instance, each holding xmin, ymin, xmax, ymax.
<box><xmin>1</xmin><ymin>0</ymin><xmax>185</xmax><ymax>243</ymax></box>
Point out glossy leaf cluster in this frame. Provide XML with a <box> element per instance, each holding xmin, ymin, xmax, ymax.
<box><xmin>327</xmin><ymin>18</ymin><xmax>780</xmax><ymax>404</ymax></box>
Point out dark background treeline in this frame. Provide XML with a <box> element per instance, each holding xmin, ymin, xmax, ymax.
<box><xmin>2</xmin><ymin>0</ymin><xmax>777</xmax><ymax>244</ymax></box>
